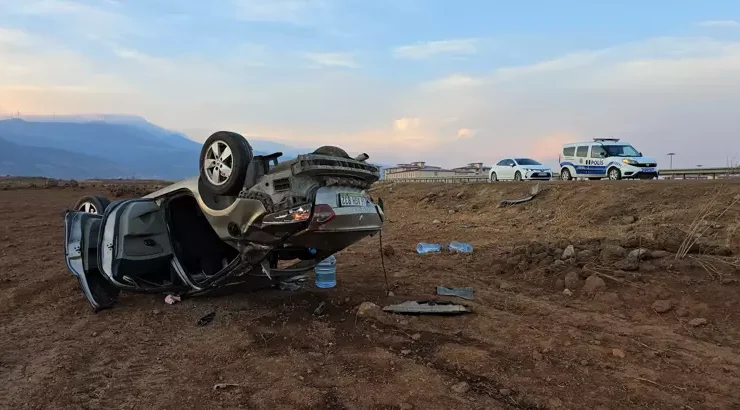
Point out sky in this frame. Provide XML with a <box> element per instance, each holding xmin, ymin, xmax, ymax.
<box><xmin>1</xmin><ymin>0</ymin><xmax>739</xmax><ymax>168</ymax></box>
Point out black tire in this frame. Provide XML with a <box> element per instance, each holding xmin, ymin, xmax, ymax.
<box><xmin>199</xmin><ymin>131</ymin><xmax>253</xmax><ymax>196</ymax></box>
<box><xmin>514</xmin><ymin>171</ymin><xmax>522</xmax><ymax>181</ymax></box>
<box><xmin>607</xmin><ymin>167</ymin><xmax>622</xmax><ymax>181</ymax></box>
<box><xmin>313</xmin><ymin>146</ymin><xmax>350</xmax><ymax>158</ymax></box>
<box><xmin>560</xmin><ymin>168</ymin><xmax>572</xmax><ymax>181</ymax></box>
<box><xmin>490</xmin><ymin>172</ymin><xmax>498</xmax><ymax>182</ymax></box>
<box><xmin>74</xmin><ymin>195</ymin><xmax>110</xmax><ymax>215</ymax></box>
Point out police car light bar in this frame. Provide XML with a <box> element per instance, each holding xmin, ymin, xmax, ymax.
<box><xmin>593</xmin><ymin>137</ymin><xmax>620</xmax><ymax>142</ymax></box>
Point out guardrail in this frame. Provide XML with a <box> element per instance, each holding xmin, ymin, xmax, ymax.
<box><xmin>383</xmin><ymin>167</ymin><xmax>740</xmax><ymax>183</ymax></box>
<box><xmin>660</xmin><ymin>167</ymin><xmax>740</xmax><ymax>179</ymax></box>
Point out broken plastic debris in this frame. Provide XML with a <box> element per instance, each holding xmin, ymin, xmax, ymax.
<box><xmin>164</xmin><ymin>294</ymin><xmax>181</xmax><ymax>305</ymax></box>
<box><xmin>382</xmin><ymin>300</ymin><xmax>470</xmax><ymax>315</ymax></box>
<box><xmin>436</xmin><ymin>286</ymin><xmax>474</xmax><ymax>300</ymax></box>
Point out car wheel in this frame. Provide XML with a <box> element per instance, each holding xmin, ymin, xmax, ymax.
<box><xmin>74</xmin><ymin>195</ymin><xmax>110</xmax><ymax>215</ymax></box>
<box><xmin>199</xmin><ymin>131</ymin><xmax>254</xmax><ymax>196</ymax></box>
<box><xmin>560</xmin><ymin>168</ymin><xmax>572</xmax><ymax>181</ymax></box>
<box><xmin>608</xmin><ymin>167</ymin><xmax>622</xmax><ymax>181</ymax></box>
<box><xmin>490</xmin><ymin>172</ymin><xmax>498</xmax><ymax>182</ymax></box>
<box><xmin>514</xmin><ymin>171</ymin><xmax>522</xmax><ymax>181</ymax></box>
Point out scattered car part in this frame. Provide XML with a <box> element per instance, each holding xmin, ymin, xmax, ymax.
<box><xmin>498</xmin><ymin>182</ymin><xmax>541</xmax><ymax>207</ymax></box>
<box><xmin>382</xmin><ymin>300</ymin><xmax>470</xmax><ymax>315</ymax></box>
<box><xmin>436</xmin><ymin>286</ymin><xmax>474</xmax><ymax>300</ymax></box>
<box><xmin>164</xmin><ymin>294</ymin><xmax>181</xmax><ymax>305</ymax></box>
<box><xmin>197</xmin><ymin>311</ymin><xmax>216</xmax><ymax>326</ymax></box>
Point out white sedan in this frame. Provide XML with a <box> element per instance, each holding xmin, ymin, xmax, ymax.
<box><xmin>489</xmin><ymin>158</ymin><xmax>553</xmax><ymax>181</ymax></box>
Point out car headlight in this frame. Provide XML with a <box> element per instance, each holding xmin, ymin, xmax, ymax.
<box><xmin>622</xmin><ymin>159</ymin><xmax>638</xmax><ymax>165</ymax></box>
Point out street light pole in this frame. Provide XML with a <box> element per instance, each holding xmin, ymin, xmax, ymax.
<box><xmin>667</xmin><ymin>153</ymin><xmax>676</xmax><ymax>180</ymax></box>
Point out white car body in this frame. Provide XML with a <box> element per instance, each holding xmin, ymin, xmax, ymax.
<box><xmin>489</xmin><ymin>158</ymin><xmax>553</xmax><ymax>181</ymax></box>
<box><xmin>558</xmin><ymin>138</ymin><xmax>659</xmax><ymax>180</ymax></box>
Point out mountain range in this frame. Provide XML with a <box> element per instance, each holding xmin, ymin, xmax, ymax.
<box><xmin>0</xmin><ymin>116</ymin><xmax>313</xmax><ymax>180</ymax></box>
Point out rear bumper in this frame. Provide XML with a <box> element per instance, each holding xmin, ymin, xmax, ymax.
<box><xmin>288</xmin><ymin>210</ymin><xmax>383</xmax><ymax>252</ymax></box>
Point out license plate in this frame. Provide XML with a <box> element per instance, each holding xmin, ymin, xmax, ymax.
<box><xmin>338</xmin><ymin>193</ymin><xmax>367</xmax><ymax>207</ymax></box>
<box><xmin>642</xmin><ymin>168</ymin><xmax>655</xmax><ymax>173</ymax></box>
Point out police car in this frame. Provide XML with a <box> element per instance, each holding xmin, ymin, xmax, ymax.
<box><xmin>558</xmin><ymin>138</ymin><xmax>659</xmax><ymax>180</ymax></box>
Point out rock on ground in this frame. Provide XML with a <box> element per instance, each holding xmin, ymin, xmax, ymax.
<box><xmin>651</xmin><ymin>299</ymin><xmax>674</xmax><ymax>314</ymax></box>
<box><xmin>562</xmin><ymin>245</ymin><xmax>576</xmax><ymax>260</ymax></box>
<box><xmin>357</xmin><ymin>302</ymin><xmax>380</xmax><ymax>318</ymax></box>
<box><xmin>689</xmin><ymin>318</ymin><xmax>708</xmax><ymax>327</ymax></box>
<box><xmin>583</xmin><ymin>275</ymin><xmax>607</xmax><ymax>295</ymax></box>
<box><xmin>600</xmin><ymin>244</ymin><xmax>627</xmax><ymax>260</ymax></box>
<box><xmin>451</xmin><ymin>381</ymin><xmax>470</xmax><ymax>394</ymax></box>
<box><xmin>628</xmin><ymin>248</ymin><xmax>649</xmax><ymax>262</ymax></box>
<box><xmin>564</xmin><ymin>271</ymin><xmax>582</xmax><ymax>290</ymax></box>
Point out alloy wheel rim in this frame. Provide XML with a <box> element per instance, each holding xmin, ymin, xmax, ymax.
<box><xmin>203</xmin><ymin>141</ymin><xmax>234</xmax><ymax>186</ymax></box>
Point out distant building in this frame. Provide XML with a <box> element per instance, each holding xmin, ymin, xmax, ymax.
<box><xmin>383</xmin><ymin>161</ymin><xmax>456</xmax><ymax>180</ymax></box>
<box><xmin>383</xmin><ymin>161</ymin><xmax>490</xmax><ymax>180</ymax></box>
<box><xmin>451</xmin><ymin>162</ymin><xmax>491</xmax><ymax>176</ymax></box>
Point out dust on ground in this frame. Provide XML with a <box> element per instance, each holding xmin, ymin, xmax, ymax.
<box><xmin>1</xmin><ymin>179</ymin><xmax>740</xmax><ymax>409</ymax></box>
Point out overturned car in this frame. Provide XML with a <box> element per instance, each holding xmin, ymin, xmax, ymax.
<box><xmin>64</xmin><ymin>131</ymin><xmax>384</xmax><ymax>311</ymax></box>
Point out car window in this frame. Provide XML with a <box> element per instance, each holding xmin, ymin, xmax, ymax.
<box><xmin>496</xmin><ymin>160</ymin><xmax>508</xmax><ymax>166</ymax></box>
<box><xmin>576</xmin><ymin>146</ymin><xmax>589</xmax><ymax>157</ymax></box>
<box><xmin>507</xmin><ymin>159</ymin><xmax>515</xmax><ymax>166</ymax></box>
<box><xmin>591</xmin><ymin>145</ymin><xmax>607</xmax><ymax>158</ymax></box>
<box><xmin>563</xmin><ymin>147</ymin><xmax>575</xmax><ymax>157</ymax></box>
<box><xmin>514</xmin><ymin>158</ymin><xmax>541</xmax><ymax>166</ymax></box>
<box><xmin>604</xmin><ymin>144</ymin><xmax>640</xmax><ymax>157</ymax></box>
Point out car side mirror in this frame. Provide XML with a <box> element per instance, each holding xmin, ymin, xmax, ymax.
<box><xmin>599</xmin><ymin>152</ymin><xmax>606</xmax><ymax>158</ymax></box>
<box><xmin>511</xmin><ymin>163</ymin><xmax>516</xmax><ymax>167</ymax></box>
<box><xmin>638</xmin><ymin>152</ymin><xmax>643</xmax><ymax>157</ymax></box>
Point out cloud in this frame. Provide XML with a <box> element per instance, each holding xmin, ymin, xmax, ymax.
<box><xmin>697</xmin><ymin>20</ymin><xmax>740</xmax><ymax>28</ymax></box>
<box><xmin>393</xmin><ymin>117</ymin><xmax>421</xmax><ymax>131</ymax></box>
<box><xmin>455</xmin><ymin>128</ymin><xmax>477</xmax><ymax>139</ymax></box>
<box><xmin>393</xmin><ymin>38</ymin><xmax>478</xmax><ymax>60</ymax></box>
<box><xmin>302</xmin><ymin>52</ymin><xmax>357</xmax><ymax>68</ymax></box>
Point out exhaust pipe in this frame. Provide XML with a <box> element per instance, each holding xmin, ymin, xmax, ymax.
<box><xmin>354</xmin><ymin>153</ymin><xmax>369</xmax><ymax>162</ymax></box>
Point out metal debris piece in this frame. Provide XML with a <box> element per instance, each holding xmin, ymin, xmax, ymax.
<box><xmin>313</xmin><ymin>301</ymin><xmax>326</xmax><ymax>316</ymax></box>
<box><xmin>278</xmin><ymin>274</ymin><xmax>307</xmax><ymax>291</ymax></box>
<box><xmin>436</xmin><ymin>286</ymin><xmax>474</xmax><ymax>300</ymax></box>
<box><xmin>382</xmin><ymin>300</ymin><xmax>470</xmax><ymax>315</ymax></box>
<box><xmin>213</xmin><ymin>383</ymin><xmax>241</xmax><ymax>391</ymax></box>
<box><xmin>197</xmin><ymin>311</ymin><xmax>216</xmax><ymax>326</ymax></box>
<box><xmin>498</xmin><ymin>182</ymin><xmax>542</xmax><ymax>207</ymax></box>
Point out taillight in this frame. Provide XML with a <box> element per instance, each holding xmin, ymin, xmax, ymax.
<box><xmin>263</xmin><ymin>204</ymin><xmax>311</xmax><ymax>225</ymax></box>
<box><xmin>312</xmin><ymin>204</ymin><xmax>335</xmax><ymax>224</ymax></box>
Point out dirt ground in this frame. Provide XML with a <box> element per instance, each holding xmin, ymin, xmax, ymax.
<box><xmin>2</xmin><ymin>179</ymin><xmax>740</xmax><ymax>409</ymax></box>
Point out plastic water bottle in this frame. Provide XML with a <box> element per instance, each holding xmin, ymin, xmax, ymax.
<box><xmin>416</xmin><ymin>243</ymin><xmax>442</xmax><ymax>254</ymax></box>
<box><xmin>448</xmin><ymin>241</ymin><xmax>474</xmax><ymax>253</ymax></box>
<box><xmin>314</xmin><ymin>255</ymin><xmax>337</xmax><ymax>288</ymax></box>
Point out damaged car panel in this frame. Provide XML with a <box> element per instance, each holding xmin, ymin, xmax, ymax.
<box><xmin>63</xmin><ymin>131</ymin><xmax>383</xmax><ymax>311</ymax></box>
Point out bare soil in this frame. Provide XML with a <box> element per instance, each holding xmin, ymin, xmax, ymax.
<box><xmin>2</xmin><ymin>180</ymin><xmax>740</xmax><ymax>409</ymax></box>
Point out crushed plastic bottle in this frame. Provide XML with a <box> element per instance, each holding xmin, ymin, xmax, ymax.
<box><xmin>314</xmin><ymin>255</ymin><xmax>337</xmax><ymax>288</ymax></box>
<box><xmin>448</xmin><ymin>241</ymin><xmax>474</xmax><ymax>253</ymax></box>
<box><xmin>416</xmin><ymin>243</ymin><xmax>442</xmax><ymax>254</ymax></box>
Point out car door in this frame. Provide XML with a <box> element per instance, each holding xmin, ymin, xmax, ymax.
<box><xmin>64</xmin><ymin>210</ymin><xmax>120</xmax><ymax>311</ymax></box>
<box><xmin>500</xmin><ymin>159</ymin><xmax>516</xmax><ymax>180</ymax></box>
<box><xmin>492</xmin><ymin>159</ymin><xmax>507</xmax><ymax>179</ymax></box>
<box><xmin>64</xmin><ymin>198</ymin><xmax>177</xmax><ymax>310</ymax></box>
<box><xmin>98</xmin><ymin>199</ymin><xmax>177</xmax><ymax>290</ymax></box>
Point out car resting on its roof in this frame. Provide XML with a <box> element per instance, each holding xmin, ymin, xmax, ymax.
<box><xmin>64</xmin><ymin>131</ymin><xmax>384</xmax><ymax>311</ymax></box>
